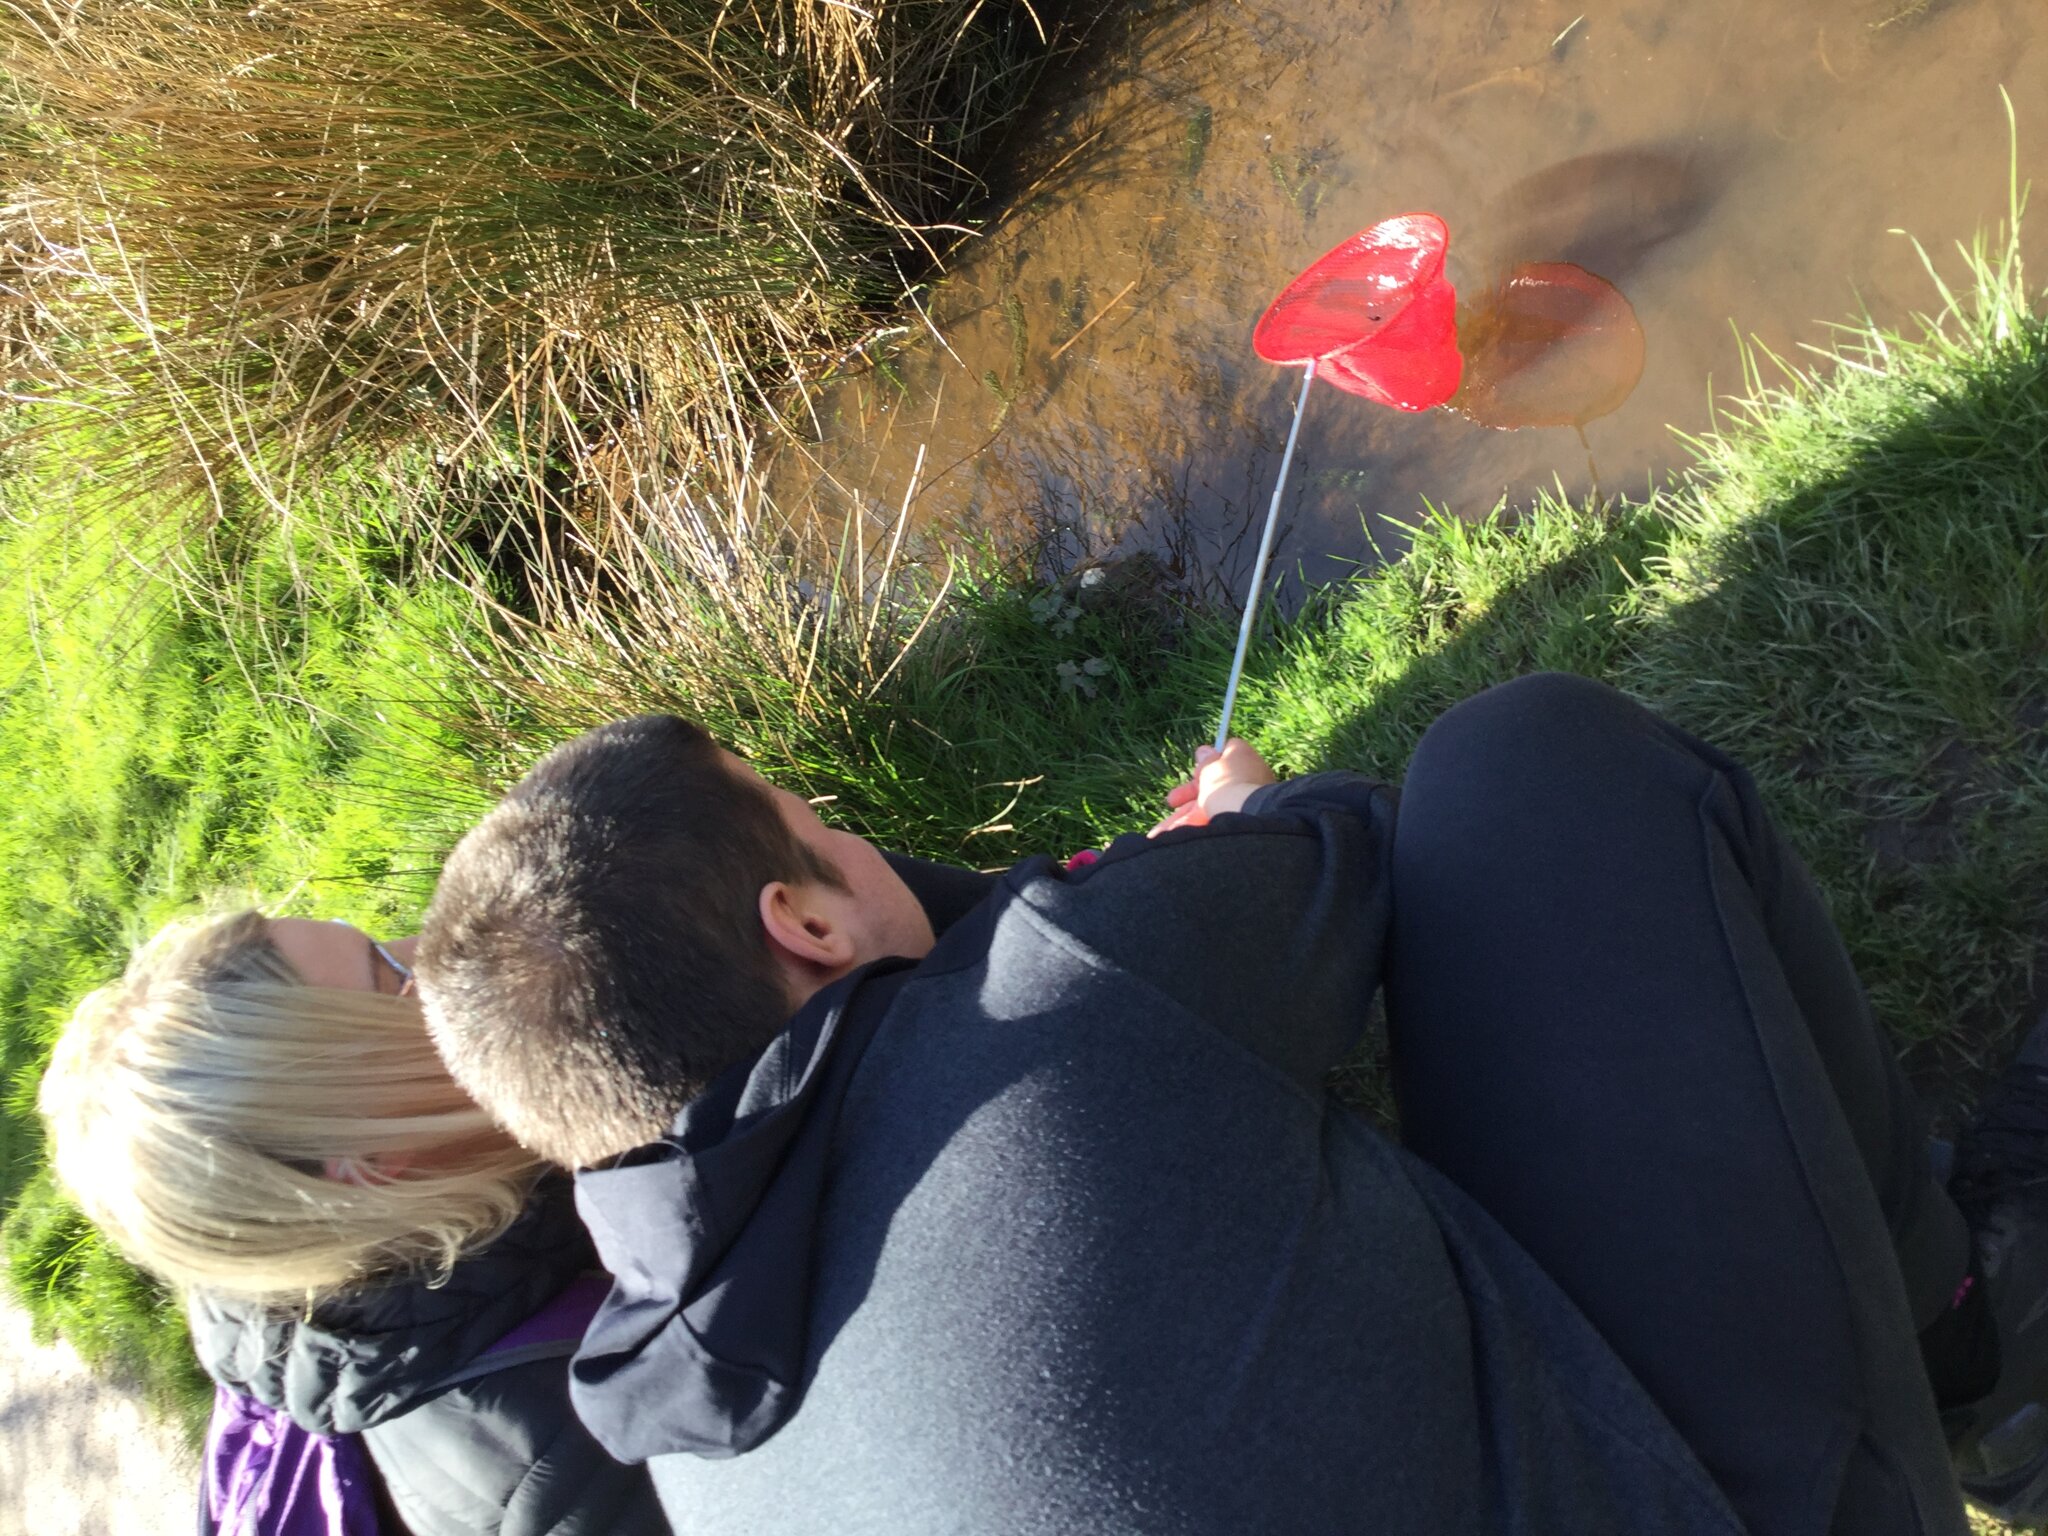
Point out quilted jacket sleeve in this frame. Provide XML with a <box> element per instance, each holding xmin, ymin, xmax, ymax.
<box><xmin>362</xmin><ymin>1359</ymin><xmax>669</xmax><ymax>1536</ymax></box>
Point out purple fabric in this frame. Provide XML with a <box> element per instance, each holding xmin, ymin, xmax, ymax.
<box><xmin>203</xmin><ymin>1384</ymin><xmax>382</xmax><ymax>1536</ymax></box>
<box><xmin>481</xmin><ymin>1273</ymin><xmax>609</xmax><ymax>1358</ymax></box>
<box><xmin>201</xmin><ymin>1274</ymin><xmax>604</xmax><ymax>1534</ymax></box>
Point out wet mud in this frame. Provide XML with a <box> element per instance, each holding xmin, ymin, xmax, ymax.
<box><xmin>774</xmin><ymin>0</ymin><xmax>2048</xmax><ymax>595</ymax></box>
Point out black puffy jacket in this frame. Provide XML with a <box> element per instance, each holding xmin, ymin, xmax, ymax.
<box><xmin>189</xmin><ymin>1178</ymin><xmax>668</xmax><ymax>1536</ymax></box>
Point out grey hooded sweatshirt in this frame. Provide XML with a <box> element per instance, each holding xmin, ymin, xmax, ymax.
<box><xmin>569</xmin><ymin>773</ymin><xmax>1746</xmax><ymax>1535</ymax></box>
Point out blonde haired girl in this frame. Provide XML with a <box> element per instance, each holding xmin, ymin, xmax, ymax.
<box><xmin>43</xmin><ymin>909</ymin><xmax>534</xmax><ymax>1299</ymax></box>
<box><xmin>38</xmin><ymin>908</ymin><xmax>667</xmax><ymax>1536</ymax></box>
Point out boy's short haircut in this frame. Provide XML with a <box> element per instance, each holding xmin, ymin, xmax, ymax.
<box><xmin>416</xmin><ymin>714</ymin><xmax>843</xmax><ymax>1169</ymax></box>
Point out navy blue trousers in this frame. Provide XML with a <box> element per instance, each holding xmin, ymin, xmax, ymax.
<box><xmin>1387</xmin><ymin>673</ymin><xmax>1969</xmax><ymax>1535</ymax></box>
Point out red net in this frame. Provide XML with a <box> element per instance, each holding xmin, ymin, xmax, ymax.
<box><xmin>1253</xmin><ymin>214</ymin><xmax>1463</xmax><ymax>411</ymax></box>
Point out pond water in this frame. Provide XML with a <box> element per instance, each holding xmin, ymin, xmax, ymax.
<box><xmin>773</xmin><ymin>0</ymin><xmax>2048</xmax><ymax>595</ymax></box>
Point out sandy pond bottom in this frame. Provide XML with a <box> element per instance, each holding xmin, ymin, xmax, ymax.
<box><xmin>775</xmin><ymin>0</ymin><xmax>2048</xmax><ymax>593</ymax></box>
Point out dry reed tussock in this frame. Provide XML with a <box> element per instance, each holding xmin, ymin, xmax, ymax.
<box><xmin>0</xmin><ymin>0</ymin><xmax>1043</xmax><ymax>493</ymax></box>
<box><xmin>427</xmin><ymin>419</ymin><xmax>959</xmax><ymax>760</ymax></box>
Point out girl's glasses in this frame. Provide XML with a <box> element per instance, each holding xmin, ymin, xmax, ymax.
<box><xmin>370</xmin><ymin>936</ymin><xmax>415</xmax><ymax>997</ymax></box>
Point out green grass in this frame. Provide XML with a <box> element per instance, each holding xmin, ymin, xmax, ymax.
<box><xmin>3</xmin><ymin>206</ymin><xmax>2046</xmax><ymax>1466</ymax></box>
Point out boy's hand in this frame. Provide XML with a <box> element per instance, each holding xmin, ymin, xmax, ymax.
<box><xmin>1149</xmin><ymin>739</ymin><xmax>1279</xmax><ymax>834</ymax></box>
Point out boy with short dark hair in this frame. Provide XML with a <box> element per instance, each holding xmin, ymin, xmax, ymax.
<box><xmin>418</xmin><ymin>713</ymin><xmax>868</xmax><ymax>1170</ymax></box>
<box><xmin>418</xmin><ymin>675</ymin><xmax>2048</xmax><ymax>1535</ymax></box>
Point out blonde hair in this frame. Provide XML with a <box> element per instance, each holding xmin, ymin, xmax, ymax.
<box><xmin>39</xmin><ymin>908</ymin><xmax>544</xmax><ymax>1303</ymax></box>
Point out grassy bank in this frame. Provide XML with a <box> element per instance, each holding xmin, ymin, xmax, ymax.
<box><xmin>2</xmin><ymin>212</ymin><xmax>2045</xmax><ymax>1455</ymax></box>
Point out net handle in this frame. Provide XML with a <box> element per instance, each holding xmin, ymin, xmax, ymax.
<box><xmin>1215</xmin><ymin>361</ymin><xmax>1316</xmax><ymax>752</ymax></box>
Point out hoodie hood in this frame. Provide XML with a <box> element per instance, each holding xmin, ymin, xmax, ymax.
<box><xmin>189</xmin><ymin>1174</ymin><xmax>595</xmax><ymax>1435</ymax></box>
<box><xmin>569</xmin><ymin>958</ymin><xmax>920</xmax><ymax>1464</ymax></box>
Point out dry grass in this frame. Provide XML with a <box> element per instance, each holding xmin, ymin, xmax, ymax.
<box><xmin>0</xmin><ymin>0</ymin><xmax>1046</xmax><ymax>502</ymax></box>
<box><xmin>428</xmin><ymin>421</ymin><xmax>962</xmax><ymax>767</ymax></box>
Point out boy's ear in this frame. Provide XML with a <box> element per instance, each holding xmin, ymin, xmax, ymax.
<box><xmin>758</xmin><ymin>880</ymin><xmax>858</xmax><ymax>972</ymax></box>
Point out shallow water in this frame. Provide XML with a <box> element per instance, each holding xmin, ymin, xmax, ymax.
<box><xmin>774</xmin><ymin>0</ymin><xmax>2048</xmax><ymax>593</ymax></box>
